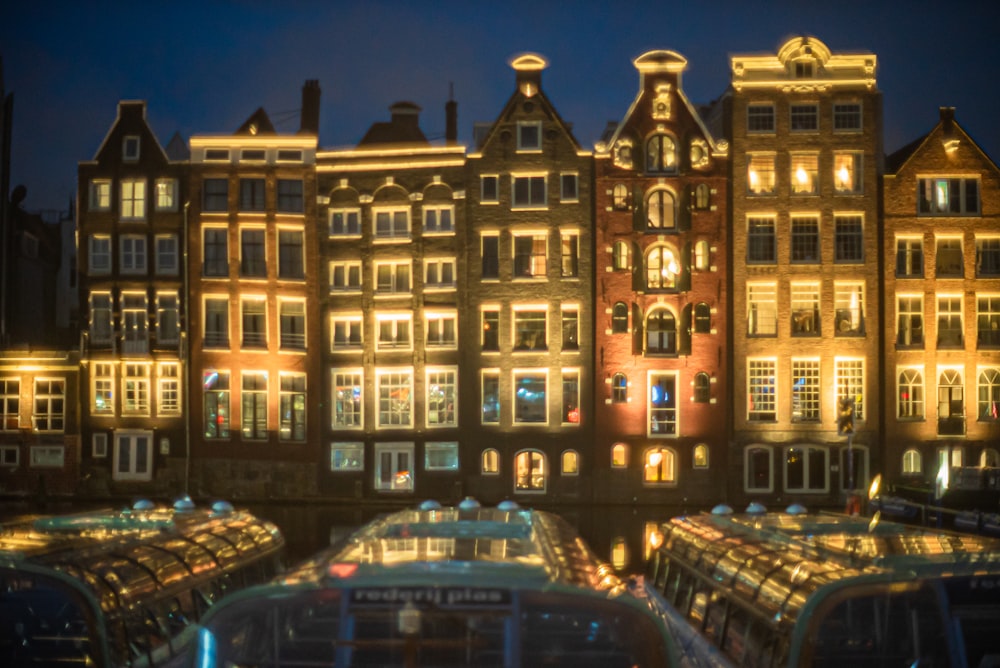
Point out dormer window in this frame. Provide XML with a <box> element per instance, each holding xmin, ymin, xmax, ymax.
<box><xmin>794</xmin><ymin>61</ymin><xmax>814</xmax><ymax>78</ymax></box>
<box><xmin>123</xmin><ymin>136</ymin><xmax>140</xmax><ymax>161</ymax></box>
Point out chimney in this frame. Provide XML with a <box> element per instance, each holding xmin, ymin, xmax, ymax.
<box><xmin>510</xmin><ymin>53</ymin><xmax>547</xmax><ymax>98</ymax></box>
<box><xmin>390</xmin><ymin>101</ymin><xmax>421</xmax><ymax>130</ymax></box>
<box><xmin>300</xmin><ymin>80</ymin><xmax>321</xmax><ymax>135</ymax></box>
<box><xmin>445</xmin><ymin>83</ymin><xmax>457</xmax><ymax>145</ymax></box>
<box><xmin>939</xmin><ymin>106</ymin><xmax>955</xmax><ymax>124</ymax></box>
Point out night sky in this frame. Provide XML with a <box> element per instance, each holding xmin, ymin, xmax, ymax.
<box><xmin>3</xmin><ymin>0</ymin><xmax>999</xmax><ymax>212</ymax></box>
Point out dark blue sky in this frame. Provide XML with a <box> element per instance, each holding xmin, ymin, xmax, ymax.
<box><xmin>4</xmin><ymin>0</ymin><xmax>999</xmax><ymax>212</ymax></box>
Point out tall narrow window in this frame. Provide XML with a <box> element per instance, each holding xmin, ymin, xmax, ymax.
<box><xmin>482</xmin><ymin>309</ymin><xmax>500</xmax><ymax>351</ymax></box>
<box><xmin>937</xmin><ymin>296</ymin><xmax>963</xmax><ymax>347</ymax></box>
<box><xmin>378</xmin><ymin>371</ymin><xmax>412</xmax><ymax>427</ymax></box>
<box><xmin>279</xmin><ymin>301</ymin><xmax>306</xmax><ymax>350</ymax></box>
<box><xmin>482</xmin><ymin>371</ymin><xmax>500</xmax><ymax>424</ymax></box>
<box><xmin>898</xmin><ymin>368</ymin><xmax>924</xmax><ymax>419</ymax></box>
<box><xmin>561</xmin><ymin>232</ymin><xmax>579</xmax><ymax>277</ymax></box>
<box><xmin>92</xmin><ymin>365</ymin><xmax>113</xmax><ymax>415</ymax></box>
<box><xmin>748</xmin><ymin>283</ymin><xmax>777</xmax><ymax>336</ymax></box>
<box><xmin>978</xmin><ymin>296</ymin><xmax>1000</xmax><ymax>348</ymax></box>
<box><xmin>120</xmin><ymin>179</ymin><xmax>146</xmax><ymax>219</ymax></box>
<box><xmin>790</xmin><ymin>216</ymin><xmax>819</xmax><ymax>263</ymax></box>
<box><xmin>694</xmin><ymin>373</ymin><xmax>710</xmax><ymax>403</ymax></box>
<box><xmin>241</xmin><ymin>372</ymin><xmax>268</xmax><ymax>439</ymax></box>
<box><xmin>790</xmin><ymin>283</ymin><xmax>820</xmax><ymax>336</ymax></box>
<box><xmin>279</xmin><ymin>373</ymin><xmax>306</xmax><ymax>441</ymax></box>
<box><xmin>645</xmin><ymin>246</ymin><xmax>680</xmax><ymax>290</ymax></box>
<box><xmin>239</xmin><ymin>178</ymin><xmax>266</xmax><ymax>211</ymax></box>
<box><xmin>748</xmin><ymin>360</ymin><xmax>776</xmax><ymax>421</ymax></box>
<box><xmin>896</xmin><ymin>238</ymin><xmax>924</xmax><ymax>277</ymax></box>
<box><xmin>482</xmin><ymin>234</ymin><xmax>499</xmax><ymax>279</ymax></box>
<box><xmin>89</xmin><ymin>235</ymin><xmax>111</xmax><ymax>275</ymax></box>
<box><xmin>937</xmin><ymin>369</ymin><xmax>964</xmax><ymax>436</ymax></box>
<box><xmin>278</xmin><ymin>230</ymin><xmax>304</xmax><ymax>279</ymax></box>
<box><xmin>514</xmin><ymin>450</ymin><xmax>546</xmax><ymax>491</ymax></box>
<box><xmin>33</xmin><ymin>380</ymin><xmax>65</xmax><ymax>432</ymax></box>
<box><xmin>612</xmin><ymin>373</ymin><xmax>628</xmax><ymax>403</ymax></box>
<box><xmin>646</xmin><ymin>190</ymin><xmax>676</xmax><ymax>230</ymax></box>
<box><xmin>158</xmin><ymin>363</ymin><xmax>180</xmax><ymax>415</ymax></box>
<box><xmin>122</xmin><ymin>364</ymin><xmax>150</xmax><ymax>415</ymax></box>
<box><xmin>833</xmin><ymin>152</ymin><xmax>862</xmax><ymax>193</ymax></box>
<box><xmin>936</xmin><ymin>238</ymin><xmax>963</xmax><ymax>277</ymax></box>
<box><xmin>204</xmin><ymin>371</ymin><xmax>230</xmax><ymax>438</ymax></box>
<box><xmin>121</xmin><ymin>293</ymin><xmax>149</xmax><ymax>354</ymax></box>
<box><xmin>646</xmin><ymin>135</ymin><xmax>677</xmax><ymax>173</ymax></box>
<box><xmin>203</xmin><ymin>178</ymin><xmax>228</xmax><ymax>212</ymax></box>
<box><xmin>836</xmin><ymin>359</ymin><xmax>865</xmax><ymax>421</ymax></box>
<box><xmin>156</xmin><ymin>293</ymin><xmax>179</xmax><ymax>345</ymax></box>
<box><xmin>834</xmin><ymin>282</ymin><xmax>865</xmax><ymax>335</ymax></box>
<box><xmin>747</xmin><ymin>216</ymin><xmax>776</xmax><ymax>263</ymax></box>
<box><xmin>649</xmin><ymin>373</ymin><xmax>676</xmax><ymax>434</ymax></box>
<box><xmin>241</xmin><ymin>298</ymin><xmax>267</xmax><ymax>348</ymax></box>
<box><xmin>240</xmin><ymin>229</ymin><xmax>266</xmax><ymax>277</ymax></box>
<box><xmin>514</xmin><ymin>371</ymin><xmax>547</xmax><ymax>424</ymax></box>
<box><xmin>790</xmin><ymin>153</ymin><xmax>819</xmax><ymax>194</ymax></box>
<box><xmin>204</xmin><ymin>298</ymin><xmax>229</xmax><ymax>347</ymax></box>
<box><xmin>976</xmin><ymin>237</ymin><xmax>1000</xmax><ymax>277</ymax></box>
<box><xmin>978</xmin><ymin>368</ymin><xmax>1000</xmax><ymax>421</ymax></box>
<box><xmin>612</xmin><ymin>302</ymin><xmax>629</xmax><ymax>334</ymax></box>
<box><xmin>747</xmin><ymin>154</ymin><xmax>775</xmax><ymax>194</ymax></box>
<box><xmin>277</xmin><ymin>179</ymin><xmax>304</xmax><ymax>213</ymax></box>
<box><xmin>561</xmin><ymin>306</ymin><xmax>579</xmax><ymax>350</ymax></box>
<box><xmin>155</xmin><ymin>235</ymin><xmax>179</xmax><ymax>275</ymax></box>
<box><xmin>332</xmin><ymin>371</ymin><xmax>362</xmax><ymax>428</ymax></box>
<box><xmin>427</xmin><ymin>369</ymin><xmax>457</xmax><ymax>427</ymax></box>
<box><xmin>791</xmin><ymin>360</ymin><xmax>820</xmax><ymax>421</ymax></box>
<box><xmin>645</xmin><ymin>308</ymin><xmax>676</xmax><ymax>355</ymax></box>
<box><xmin>897</xmin><ymin>296</ymin><xmax>924</xmax><ymax>347</ymax></box>
<box><xmin>203</xmin><ymin>228</ymin><xmax>228</xmax><ymax>276</ymax></box>
<box><xmin>562</xmin><ymin>370</ymin><xmax>580</xmax><ymax>424</ymax></box>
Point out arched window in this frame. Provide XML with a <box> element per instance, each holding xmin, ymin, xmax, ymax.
<box><xmin>612</xmin><ymin>302</ymin><xmax>629</xmax><ymax>333</ymax></box>
<box><xmin>514</xmin><ymin>450</ymin><xmax>546</xmax><ymax>492</ymax></box>
<box><xmin>646</xmin><ymin>135</ymin><xmax>677</xmax><ymax>173</ymax></box>
<box><xmin>978</xmin><ymin>368</ymin><xmax>1000</xmax><ymax>420</ymax></box>
<box><xmin>481</xmin><ymin>448</ymin><xmax>499</xmax><ymax>475</ymax></box>
<box><xmin>645</xmin><ymin>246</ymin><xmax>680</xmax><ymax>290</ymax></box>
<box><xmin>643</xmin><ymin>447</ymin><xmax>677</xmax><ymax>484</ymax></box>
<box><xmin>693</xmin><ymin>444</ymin><xmax>709</xmax><ymax>468</ymax></box>
<box><xmin>981</xmin><ymin>448</ymin><xmax>999</xmax><ymax>467</ymax></box>
<box><xmin>612</xmin><ymin>373</ymin><xmax>628</xmax><ymax>403</ymax></box>
<box><xmin>561</xmin><ymin>450</ymin><xmax>579</xmax><ymax>475</ymax></box>
<box><xmin>612</xmin><ymin>184</ymin><xmax>629</xmax><ymax>210</ymax></box>
<box><xmin>898</xmin><ymin>368</ymin><xmax>924</xmax><ymax>418</ymax></box>
<box><xmin>694</xmin><ymin>303</ymin><xmax>711</xmax><ymax>333</ymax></box>
<box><xmin>694</xmin><ymin>183</ymin><xmax>710</xmax><ymax>209</ymax></box>
<box><xmin>695</xmin><ymin>240</ymin><xmax>709</xmax><ymax>270</ymax></box>
<box><xmin>646</xmin><ymin>189</ymin><xmax>676</xmax><ymax>230</ymax></box>
<box><xmin>902</xmin><ymin>448</ymin><xmax>922</xmax><ymax>474</ymax></box>
<box><xmin>938</xmin><ymin>369</ymin><xmax>964</xmax><ymax>433</ymax></box>
<box><xmin>612</xmin><ymin>241</ymin><xmax>629</xmax><ymax>270</ymax></box>
<box><xmin>611</xmin><ymin>443</ymin><xmax>628</xmax><ymax>468</ymax></box>
<box><xmin>645</xmin><ymin>308</ymin><xmax>677</xmax><ymax>355</ymax></box>
<box><xmin>694</xmin><ymin>373</ymin><xmax>710</xmax><ymax>403</ymax></box>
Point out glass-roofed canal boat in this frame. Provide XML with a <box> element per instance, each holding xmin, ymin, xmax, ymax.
<box><xmin>643</xmin><ymin>504</ymin><xmax>1000</xmax><ymax>667</ymax></box>
<box><xmin>0</xmin><ymin>498</ymin><xmax>284</xmax><ymax>667</ymax></box>
<box><xmin>187</xmin><ymin>499</ymin><xmax>681</xmax><ymax>667</ymax></box>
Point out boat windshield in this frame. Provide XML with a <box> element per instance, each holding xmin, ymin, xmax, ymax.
<box><xmin>197</xmin><ymin>587</ymin><xmax>671</xmax><ymax>667</ymax></box>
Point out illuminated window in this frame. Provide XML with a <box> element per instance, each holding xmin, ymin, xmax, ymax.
<box><xmin>514</xmin><ymin>371</ymin><xmax>547</xmax><ymax>424</ymax></box>
<box><xmin>331</xmin><ymin>443</ymin><xmax>363</xmax><ymax>471</ymax></box>
<box><xmin>517</xmin><ymin>121</ymin><xmax>541</xmax><ymax>151</ymax></box>
<box><xmin>481</xmin><ymin>234</ymin><xmax>499</xmax><ymax>279</ymax></box>
<box><xmin>377</xmin><ymin>370</ymin><xmax>413</xmax><ymax>427</ymax></box>
<box><xmin>978</xmin><ymin>296</ymin><xmax>1000</xmax><ymax>348</ymax></box>
<box><xmin>790</xmin><ymin>215</ymin><xmax>819</xmax><ymax>263</ymax></box>
<box><xmin>481</xmin><ymin>175</ymin><xmax>498</xmax><ymax>203</ymax></box>
<box><xmin>937</xmin><ymin>296</ymin><xmax>964</xmax><ymax>347</ymax></box>
<box><xmin>156</xmin><ymin>292</ymin><xmax>179</xmax><ymax>345</ymax></box>
<box><xmin>513</xmin><ymin>234</ymin><xmax>547</xmax><ymax>277</ymax></box>
<box><xmin>919</xmin><ymin>177</ymin><xmax>979</xmax><ymax>215</ymax></box>
<box><xmin>89</xmin><ymin>235</ymin><xmax>111</xmax><ymax>275</ymax></box>
<box><xmin>896</xmin><ymin>237</ymin><xmax>924</xmax><ymax>277</ymax></box>
<box><xmin>561</xmin><ymin>306</ymin><xmax>579</xmax><ymax>350</ymax></box>
<box><xmin>279</xmin><ymin>301</ymin><xmax>306</xmax><ymax>350</ymax></box>
<box><xmin>790</xmin><ymin>283</ymin><xmax>819</xmax><ymax>336</ymax></box>
<box><xmin>279</xmin><ymin>373</ymin><xmax>306</xmax><ymax>441</ymax></box>
<box><xmin>89</xmin><ymin>179</ymin><xmax>111</xmax><ymax>211</ymax></box>
<box><xmin>92</xmin><ymin>364</ymin><xmax>113</xmax><ymax>416</ymax></box>
<box><xmin>898</xmin><ymin>368</ymin><xmax>924</xmax><ymax>419</ymax></box>
<box><xmin>122</xmin><ymin>364</ymin><xmax>150</xmax><ymax>416</ymax></box>
<box><xmin>747</xmin><ymin>154</ymin><xmax>775</xmax><ymax>195</ymax></box>
<box><xmin>331</xmin><ymin>314</ymin><xmax>362</xmax><ymax>350</ymax></box>
<box><xmin>561</xmin><ymin>450</ymin><xmax>579</xmax><ymax>475</ymax></box>
<box><xmin>643</xmin><ymin>447</ymin><xmax>676</xmax><ymax>483</ymax></box>
<box><xmin>902</xmin><ymin>448</ymin><xmax>922</xmax><ymax>475</ymax></box>
<box><xmin>240</xmin><ymin>228</ymin><xmax>266</xmax><ymax>277</ymax></box>
<box><xmin>790</xmin><ymin>103</ymin><xmax>818</xmax><ymax>131</ymax></box>
<box><xmin>423</xmin><ymin>205</ymin><xmax>454</xmax><ymax>233</ymax></box>
<box><xmin>784</xmin><ymin>446</ymin><xmax>828</xmax><ymax>493</ymax></box>
<box><xmin>748</xmin><ymin>360</ymin><xmax>776</xmax><ymax>421</ymax></box>
<box><xmin>747</xmin><ymin>103</ymin><xmax>774</xmax><ymax>133</ymax></box>
<box><xmin>746</xmin><ymin>446</ymin><xmax>773</xmax><ymax>492</ymax></box>
<box><xmin>375</xmin><ymin>261</ymin><xmax>411</xmax><ymax>294</ymax></box>
<box><xmin>332</xmin><ymin>370</ymin><xmax>362</xmax><ymax>428</ymax></box>
<box><xmin>374</xmin><ymin>443</ymin><xmax>414</xmax><ymax>491</ymax></box>
<box><xmin>897</xmin><ymin>296</ymin><xmax>924</xmax><ymax>347</ymax></box>
<box><xmin>425</xmin><ymin>311</ymin><xmax>457</xmax><ymax>348</ymax></box>
<box><xmin>790</xmin><ymin>153</ymin><xmax>818</xmax><ymax>194</ymax></box>
<box><xmin>938</xmin><ymin>370</ymin><xmax>964</xmax><ymax>435</ymax></box>
<box><xmin>120</xmin><ymin>235</ymin><xmax>147</xmax><ymax>274</ymax></box>
<box><xmin>645</xmin><ymin>189</ymin><xmax>676</xmax><ymax>229</ymax></box>
<box><xmin>278</xmin><ymin>230</ymin><xmax>304</xmax><ymax>279</ymax></box>
<box><xmin>834</xmin><ymin>282</ymin><xmax>865</xmax><ymax>335</ymax></box>
<box><xmin>693</xmin><ymin>444</ymin><xmax>709</xmax><ymax>468</ymax></box>
<box><xmin>203</xmin><ymin>178</ymin><xmax>228</xmax><ymax>212</ymax></box>
<box><xmin>648</xmin><ymin>372</ymin><xmax>676</xmax><ymax>434</ymax></box>
<box><xmin>645</xmin><ymin>246</ymin><xmax>680</xmax><ymax>290</ymax></box>
<box><xmin>158</xmin><ymin>363</ymin><xmax>180</xmax><ymax>415</ymax></box>
<box><xmin>277</xmin><ymin>179</ymin><xmax>303</xmax><ymax>213</ymax></box>
<box><xmin>120</xmin><ymin>178</ymin><xmax>146</xmax><ymax>220</ymax></box>
<box><xmin>155</xmin><ymin>234</ymin><xmax>178</xmax><ymax>275</ymax></box>
<box><xmin>239</xmin><ymin>178</ymin><xmax>265</xmax><ymax>212</ymax></box>
<box><xmin>329</xmin><ymin>208</ymin><xmax>361</xmax><ymax>236</ymax></box>
<box><xmin>694</xmin><ymin>183</ymin><xmax>710</xmax><ymax>209</ymax></box>
<box><xmin>112</xmin><ymin>434</ymin><xmax>148</xmax><ymax>481</ymax></box>
<box><xmin>155</xmin><ymin>178</ymin><xmax>177</xmax><ymax>211</ymax></box>
<box><xmin>612</xmin><ymin>183</ymin><xmax>629</xmax><ymax>210</ymax></box>
<box><xmin>612</xmin><ymin>241</ymin><xmax>629</xmax><ymax>270</ymax></box>
<box><xmin>373</xmin><ymin>208</ymin><xmax>410</xmax><ymax>239</ymax></box>
<box><xmin>203</xmin><ymin>371</ymin><xmax>230</xmax><ymax>438</ymax></box>
<box><xmin>936</xmin><ymin>237</ymin><xmax>963</xmax><ymax>277</ymax></box>
<box><xmin>646</xmin><ymin>134</ymin><xmax>677</xmax><ymax>173</ymax></box>
<box><xmin>560</xmin><ymin>231</ymin><xmax>578</xmax><ymax>277</ymax></box>
<box><xmin>425</xmin><ymin>442</ymin><xmax>459</xmax><ymax>470</ymax></box>
<box><xmin>203</xmin><ymin>298</ymin><xmax>229</xmax><ymax>348</ymax></box>
<box><xmin>645</xmin><ymin>308</ymin><xmax>676</xmax><ymax>355</ymax></box>
<box><xmin>747</xmin><ymin>216</ymin><xmax>775</xmax><ymax>263</ymax></box>
<box><xmin>834</xmin><ymin>102</ymin><xmax>862</xmax><ymax>131</ymax></box>
<box><xmin>560</xmin><ymin>173</ymin><xmax>578</xmax><ymax>202</ymax></box>
<box><xmin>329</xmin><ymin>261</ymin><xmax>362</xmax><ymax>292</ymax></box>
<box><xmin>424</xmin><ymin>258</ymin><xmax>456</xmax><ymax>289</ymax></box>
<box><xmin>481</xmin><ymin>448</ymin><xmax>500</xmax><ymax>474</ymax></box>
<box><xmin>121</xmin><ymin>293</ymin><xmax>149</xmax><ymax>353</ymax></box>
<box><xmin>748</xmin><ymin>283</ymin><xmax>777</xmax><ymax>336</ymax></box>
<box><xmin>834</xmin><ymin>152</ymin><xmax>862</xmax><ymax>193</ymax></box>
<box><xmin>976</xmin><ymin>237</ymin><xmax>1000</xmax><ymax>276</ymax></box>
<box><xmin>514</xmin><ymin>450</ymin><xmax>546</xmax><ymax>491</ymax></box>
<box><xmin>694</xmin><ymin>372</ymin><xmax>710</xmax><ymax>403</ymax></box>
<box><xmin>612</xmin><ymin>443</ymin><xmax>628</xmax><ymax>468</ymax></box>
<box><xmin>612</xmin><ymin>302</ymin><xmax>628</xmax><ymax>333</ymax></box>
<box><xmin>562</xmin><ymin>370</ymin><xmax>580</xmax><ymax>424</ymax></box>
<box><xmin>203</xmin><ymin>227</ymin><xmax>228</xmax><ymax>276</ymax></box>
<box><xmin>513</xmin><ymin>309</ymin><xmax>547</xmax><ymax>351</ymax></box>
<box><xmin>241</xmin><ymin>372</ymin><xmax>268</xmax><ymax>440</ymax></box>
<box><xmin>979</xmin><ymin>368</ymin><xmax>1000</xmax><ymax>421</ymax></box>
<box><xmin>791</xmin><ymin>360</ymin><xmax>820</xmax><ymax>421</ymax></box>
<box><xmin>426</xmin><ymin>368</ymin><xmax>457</xmax><ymax>427</ymax></box>
<box><xmin>482</xmin><ymin>371</ymin><xmax>500</xmax><ymax>424</ymax></box>
<box><xmin>90</xmin><ymin>292</ymin><xmax>112</xmax><ymax>345</ymax></box>
<box><xmin>241</xmin><ymin>298</ymin><xmax>266</xmax><ymax>348</ymax></box>
<box><xmin>376</xmin><ymin>314</ymin><xmax>411</xmax><ymax>350</ymax></box>
<box><xmin>612</xmin><ymin>373</ymin><xmax>627</xmax><ymax>403</ymax></box>
<box><xmin>511</xmin><ymin>176</ymin><xmax>546</xmax><ymax>208</ymax></box>
<box><xmin>836</xmin><ymin>359</ymin><xmax>865</xmax><ymax>421</ymax></box>
<box><xmin>482</xmin><ymin>308</ymin><xmax>499</xmax><ymax>351</ymax></box>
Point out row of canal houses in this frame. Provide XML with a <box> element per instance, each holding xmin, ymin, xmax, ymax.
<box><xmin>2</xmin><ymin>36</ymin><xmax>999</xmax><ymax>508</ymax></box>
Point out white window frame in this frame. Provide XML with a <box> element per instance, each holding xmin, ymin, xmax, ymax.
<box><xmin>423</xmin><ymin>205</ymin><xmax>455</xmax><ymax>234</ymax></box>
<box><xmin>898</xmin><ymin>366</ymin><xmax>925</xmax><ymax>419</ymax></box>
<box><xmin>155</xmin><ymin>178</ymin><xmax>178</xmax><ymax>211</ymax></box>
<box><xmin>376</xmin><ymin>369</ymin><xmax>413</xmax><ymax>428</ymax></box>
<box><xmin>517</xmin><ymin>121</ymin><xmax>542</xmax><ymax>152</ymax></box>
<box><xmin>374</xmin><ymin>260</ymin><xmax>412</xmax><ymax>295</ymax></box>
<box><xmin>89</xmin><ymin>235</ymin><xmax>112</xmax><ymax>275</ymax></box>
<box><xmin>836</xmin><ymin>358</ymin><xmax>865</xmax><ymax>421</ymax></box>
<box><xmin>92</xmin><ymin>362</ymin><xmax>114</xmax><ymax>415</ymax></box>
<box><xmin>833</xmin><ymin>151</ymin><xmax>863</xmax><ymax>194</ymax></box>
<box><xmin>0</xmin><ymin>445</ymin><xmax>19</xmax><ymax>467</ymax></box>
<box><xmin>329</xmin><ymin>260</ymin><xmax>362</xmax><ymax>292</ymax></box>
<box><xmin>331</xmin><ymin>314</ymin><xmax>363</xmax><ymax>351</ymax></box>
<box><xmin>155</xmin><ymin>234</ymin><xmax>179</xmax><ymax>275</ymax></box>
<box><xmin>511</xmin><ymin>174</ymin><xmax>547</xmax><ymax>209</ymax></box>
<box><xmin>373</xmin><ymin>442</ymin><xmax>415</xmax><ymax>491</ymax></box>
<box><xmin>329</xmin><ymin>208</ymin><xmax>361</xmax><ymax>237</ymax></box>
<box><xmin>89</xmin><ymin>179</ymin><xmax>111</xmax><ymax>211</ymax></box>
<box><xmin>426</xmin><ymin>367</ymin><xmax>457</xmax><ymax>428</ymax></box>
<box><xmin>331</xmin><ymin>442</ymin><xmax>364</xmax><ymax>471</ymax></box>
<box><xmin>158</xmin><ymin>363</ymin><xmax>181</xmax><ymax>415</ymax></box>
<box><xmin>425</xmin><ymin>441</ymin><xmax>459</xmax><ymax>471</ymax></box>
<box><xmin>373</xmin><ymin>207</ymin><xmax>411</xmax><ymax>241</ymax></box>
<box><xmin>423</xmin><ymin>258</ymin><xmax>456</xmax><ymax>290</ymax></box>
<box><xmin>120</xmin><ymin>234</ymin><xmax>147</xmax><ymax>274</ymax></box>
<box><xmin>833</xmin><ymin>101</ymin><xmax>862</xmax><ymax>132</ymax></box>
<box><xmin>30</xmin><ymin>445</ymin><xmax>65</xmax><ymax>468</ymax></box>
<box><xmin>332</xmin><ymin>369</ymin><xmax>364</xmax><ymax>430</ymax></box>
<box><xmin>32</xmin><ymin>378</ymin><xmax>65</xmax><ymax>432</ymax></box>
<box><xmin>120</xmin><ymin>178</ymin><xmax>146</xmax><ymax>220</ymax></box>
<box><xmin>122</xmin><ymin>135</ymin><xmax>140</xmax><ymax>161</ymax></box>
<box><xmin>156</xmin><ymin>292</ymin><xmax>180</xmax><ymax>346</ymax></box>
<box><xmin>122</xmin><ymin>363</ymin><xmax>151</xmax><ymax>416</ymax></box>
<box><xmin>375</xmin><ymin>313</ymin><xmax>412</xmax><ymax>351</ymax></box>
<box><xmin>112</xmin><ymin>430</ymin><xmax>153</xmax><ymax>481</ymax></box>
<box><xmin>425</xmin><ymin>311</ymin><xmax>457</xmax><ymax>349</ymax></box>
<box><xmin>482</xmin><ymin>369</ymin><xmax>500</xmax><ymax>425</ymax></box>
<box><xmin>512</xmin><ymin>368</ymin><xmax>548</xmax><ymax>425</ymax></box>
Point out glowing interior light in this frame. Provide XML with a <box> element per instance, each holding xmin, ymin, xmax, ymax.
<box><xmin>796</xmin><ymin>166</ymin><xmax>808</xmax><ymax>184</ymax></box>
<box><xmin>748</xmin><ymin>169</ymin><xmax>758</xmax><ymax>187</ymax></box>
<box><xmin>838</xmin><ymin>165</ymin><xmax>850</xmax><ymax>186</ymax></box>
<box><xmin>648</xmin><ymin>530</ymin><xmax>664</xmax><ymax>550</ymax></box>
<box><xmin>647</xmin><ymin>451</ymin><xmax>663</xmax><ymax>467</ymax></box>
